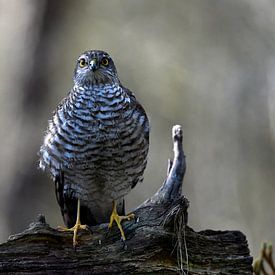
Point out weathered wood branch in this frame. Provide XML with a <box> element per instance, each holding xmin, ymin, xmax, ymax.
<box><xmin>0</xmin><ymin>125</ymin><xmax>253</xmax><ymax>274</ymax></box>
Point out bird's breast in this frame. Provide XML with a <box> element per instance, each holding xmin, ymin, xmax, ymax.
<box><xmin>40</xmin><ymin>84</ymin><xmax>149</xmax><ymax>201</ymax></box>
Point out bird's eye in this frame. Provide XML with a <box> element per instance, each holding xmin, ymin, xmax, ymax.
<box><xmin>101</xmin><ymin>58</ymin><xmax>109</xmax><ymax>66</ymax></box>
<box><xmin>79</xmin><ymin>58</ymin><xmax>87</xmax><ymax>68</ymax></box>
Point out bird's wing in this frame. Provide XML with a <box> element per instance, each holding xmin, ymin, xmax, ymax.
<box><xmin>122</xmin><ymin>86</ymin><xmax>150</xmax><ymax>190</ymax></box>
<box><xmin>54</xmin><ymin>170</ymin><xmax>77</xmax><ymax>228</ymax></box>
<box><xmin>122</xmin><ymin>86</ymin><xmax>150</xmax><ymax>142</ymax></box>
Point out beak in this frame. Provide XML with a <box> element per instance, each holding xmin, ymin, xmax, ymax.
<box><xmin>89</xmin><ymin>59</ymin><xmax>97</xmax><ymax>72</ymax></box>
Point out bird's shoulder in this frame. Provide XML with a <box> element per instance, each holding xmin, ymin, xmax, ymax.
<box><xmin>52</xmin><ymin>89</ymin><xmax>72</xmax><ymax>117</ymax></box>
<box><xmin>122</xmin><ymin>86</ymin><xmax>148</xmax><ymax>118</ymax></box>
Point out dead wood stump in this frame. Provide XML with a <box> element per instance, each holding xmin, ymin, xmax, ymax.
<box><xmin>0</xmin><ymin>125</ymin><xmax>253</xmax><ymax>274</ymax></box>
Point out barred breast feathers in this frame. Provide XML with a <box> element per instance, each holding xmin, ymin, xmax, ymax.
<box><xmin>39</xmin><ymin>83</ymin><xmax>149</xmax><ymax>179</ymax></box>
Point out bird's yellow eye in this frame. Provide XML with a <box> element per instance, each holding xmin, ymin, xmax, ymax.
<box><xmin>101</xmin><ymin>58</ymin><xmax>109</xmax><ymax>66</ymax></box>
<box><xmin>79</xmin><ymin>58</ymin><xmax>87</xmax><ymax>68</ymax></box>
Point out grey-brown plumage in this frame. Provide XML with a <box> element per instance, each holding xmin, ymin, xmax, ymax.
<box><xmin>39</xmin><ymin>50</ymin><xmax>149</xmax><ymax>228</ymax></box>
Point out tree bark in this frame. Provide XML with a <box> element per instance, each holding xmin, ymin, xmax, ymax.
<box><xmin>0</xmin><ymin>125</ymin><xmax>253</xmax><ymax>274</ymax></box>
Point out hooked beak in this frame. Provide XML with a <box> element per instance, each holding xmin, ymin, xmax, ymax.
<box><xmin>89</xmin><ymin>59</ymin><xmax>97</xmax><ymax>72</ymax></box>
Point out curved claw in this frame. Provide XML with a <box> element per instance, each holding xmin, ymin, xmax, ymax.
<box><xmin>108</xmin><ymin>201</ymin><xmax>135</xmax><ymax>241</ymax></box>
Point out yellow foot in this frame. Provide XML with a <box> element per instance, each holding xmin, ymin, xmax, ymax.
<box><xmin>108</xmin><ymin>201</ymin><xmax>135</xmax><ymax>241</ymax></box>
<box><xmin>58</xmin><ymin>223</ymin><xmax>88</xmax><ymax>247</ymax></box>
<box><xmin>57</xmin><ymin>199</ymin><xmax>89</xmax><ymax>247</ymax></box>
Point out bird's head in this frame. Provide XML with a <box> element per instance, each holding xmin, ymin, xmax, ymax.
<box><xmin>73</xmin><ymin>50</ymin><xmax>119</xmax><ymax>87</ymax></box>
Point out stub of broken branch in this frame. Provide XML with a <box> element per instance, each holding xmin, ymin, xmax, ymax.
<box><xmin>141</xmin><ymin>125</ymin><xmax>186</xmax><ymax>208</ymax></box>
<box><xmin>0</xmin><ymin>125</ymin><xmax>253</xmax><ymax>274</ymax></box>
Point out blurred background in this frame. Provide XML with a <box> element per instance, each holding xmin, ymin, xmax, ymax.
<box><xmin>0</xmin><ymin>0</ymin><xmax>274</xmax><ymax>257</ymax></box>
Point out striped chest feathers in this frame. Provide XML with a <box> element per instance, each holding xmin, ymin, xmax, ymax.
<box><xmin>42</xmin><ymin>84</ymin><xmax>146</xmax><ymax>172</ymax></box>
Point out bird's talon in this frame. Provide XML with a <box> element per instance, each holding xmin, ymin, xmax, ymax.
<box><xmin>127</xmin><ymin>213</ymin><xmax>135</xmax><ymax>221</ymax></box>
<box><xmin>108</xmin><ymin>201</ymin><xmax>134</xmax><ymax>241</ymax></box>
<box><xmin>57</xmin><ymin>225</ymin><xmax>68</xmax><ymax>231</ymax></box>
<box><xmin>79</xmin><ymin>224</ymin><xmax>88</xmax><ymax>230</ymax></box>
<box><xmin>57</xmin><ymin>199</ymin><xmax>89</xmax><ymax>247</ymax></box>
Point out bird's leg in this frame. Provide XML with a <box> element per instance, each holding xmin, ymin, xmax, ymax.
<box><xmin>58</xmin><ymin>199</ymin><xmax>88</xmax><ymax>247</ymax></box>
<box><xmin>108</xmin><ymin>200</ymin><xmax>135</xmax><ymax>241</ymax></box>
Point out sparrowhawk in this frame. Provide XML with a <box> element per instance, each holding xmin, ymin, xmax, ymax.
<box><xmin>39</xmin><ymin>50</ymin><xmax>149</xmax><ymax>246</ymax></box>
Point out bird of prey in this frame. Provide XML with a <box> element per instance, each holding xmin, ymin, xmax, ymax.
<box><xmin>39</xmin><ymin>50</ymin><xmax>149</xmax><ymax>246</ymax></box>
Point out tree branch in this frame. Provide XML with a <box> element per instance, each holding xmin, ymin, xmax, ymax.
<box><xmin>0</xmin><ymin>125</ymin><xmax>253</xmax><ymax>274</ymax></box>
